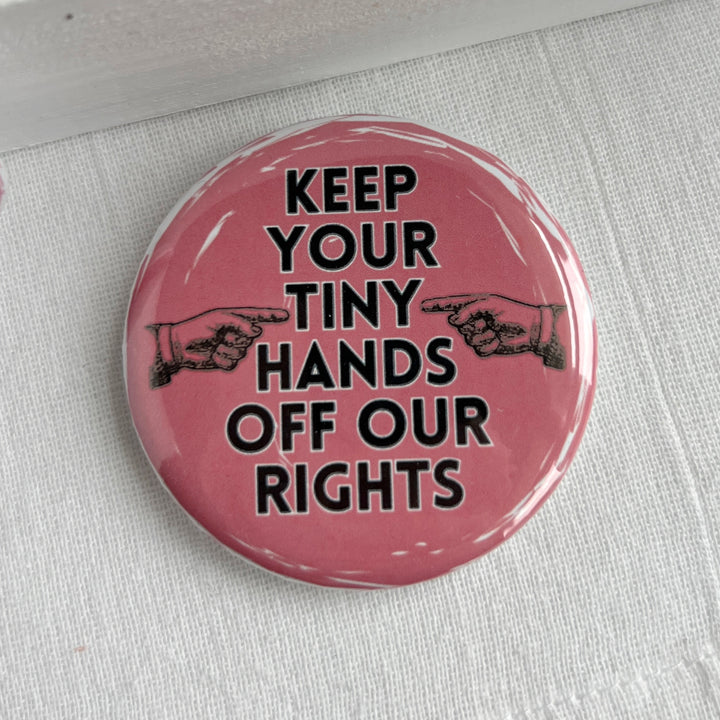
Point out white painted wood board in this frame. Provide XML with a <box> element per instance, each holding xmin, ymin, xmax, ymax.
<box><xmin>0</xmin><ymin>0</ymin><xmax>658</xmax><ymax>151</ymax></box>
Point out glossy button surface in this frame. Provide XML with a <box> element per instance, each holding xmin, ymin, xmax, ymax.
<box><xmin>125</xmin><ymin>116</ymin><xmax>597</xmax><ymax>588</ymax></box>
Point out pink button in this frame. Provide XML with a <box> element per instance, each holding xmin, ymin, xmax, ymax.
<box><xmin>125</xmin><ymin>116</ymin><xmax>597</xmax><ymax>588</ymax></box>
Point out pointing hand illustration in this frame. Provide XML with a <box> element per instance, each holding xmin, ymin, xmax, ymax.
<box><xmin>421</xmin><ymin>293</ymin><xmax>566</xmax><ymax>370</ymax></box>
<box><xmin>147</xmin><ymin>307</ymin><xmax>290</xmax><ymax>388</ymax></box>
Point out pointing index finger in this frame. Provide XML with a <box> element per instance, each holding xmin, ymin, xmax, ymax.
<box><xmin>229</xmin><ymin>307</ymin><xmax>290</xmax><ymax>323</ymax></box>
<box><xmin>420</xmin><ymin>295</ymin><xmax>486</xmax><ymax>313</ymax></box>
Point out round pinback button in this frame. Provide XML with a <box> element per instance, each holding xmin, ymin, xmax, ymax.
<box><xmin>124</xmin><ymin>115</ymin><xmax>597</xmax><ymax>588</ymax></box>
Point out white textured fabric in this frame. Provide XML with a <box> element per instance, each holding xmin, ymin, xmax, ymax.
<box><xmin>1</xmin><ymin>0</ymin><xmax>719</xmax><ymax>717</ymax></box>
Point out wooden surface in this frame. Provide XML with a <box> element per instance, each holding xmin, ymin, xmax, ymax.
<box><xmin>0</xmin><ymin>0</ymin><xmax>656</xmax><ymax>152</ymax></box>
